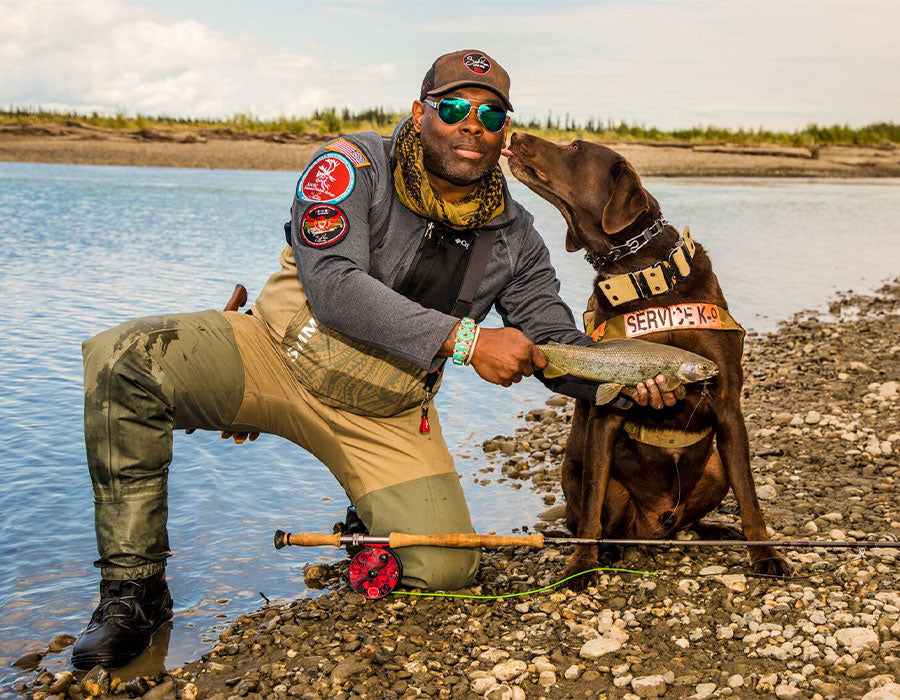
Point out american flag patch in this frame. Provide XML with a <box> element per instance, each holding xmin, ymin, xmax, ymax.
<box><xmin>326</xmin><ymin>138</ymin><xmax>371</xmax><ymax>167</ymax></box>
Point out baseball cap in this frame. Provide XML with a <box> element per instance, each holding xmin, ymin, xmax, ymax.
<box><xmin>420</xmin><ymin>50</ymin><xmax>513</xmax><ymax>112</ymax></box>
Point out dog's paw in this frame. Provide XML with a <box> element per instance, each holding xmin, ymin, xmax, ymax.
<box><xmin>751</xmin><ymin>552</ymin><xmax>793</xmax><ymax>578</ymax></box>
<box><xmin>560</xmin><ymin>559</ymin><xmax>599</xmax><ymax>591</ymax></box>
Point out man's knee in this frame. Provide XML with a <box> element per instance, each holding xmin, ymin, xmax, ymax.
<box><xmin>355</xmin><ymin>473</ymin><xmax>480</xmax><ymax>590</ymax></box>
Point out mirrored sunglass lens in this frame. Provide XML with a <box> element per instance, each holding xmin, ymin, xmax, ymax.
<box><xmin>437</xmin><ymin>98</ymin><xmax>471</xmax><ymax>124</ymax></box>
<box><xmin>478</xmin><ymin>106</ymin><xmax>507</xmax><ymax>132</ymax></box>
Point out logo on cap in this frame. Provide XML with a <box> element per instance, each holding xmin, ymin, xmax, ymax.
<box><xmin>462</xmin><ymin>52</ymin><xmax>491</xmax><ymax>75</ymax></box>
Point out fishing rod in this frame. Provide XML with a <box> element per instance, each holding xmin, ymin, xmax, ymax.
<box><xmin>273</xmin><ymin>530</ymin><xmax>900</xmax><ymax>599</ymax></box>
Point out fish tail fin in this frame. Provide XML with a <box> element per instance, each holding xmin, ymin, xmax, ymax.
<box><xmin>594</xmin><ymin>382</ymin><xmax>625</xmax><ymax>405</ymax></box>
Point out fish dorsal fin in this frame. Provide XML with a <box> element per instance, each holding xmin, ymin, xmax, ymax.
<box><xmin>594</xmin><ymin>382</ymin><xmax>624</xmax><ymax>405</ymax></box>
<box><xmin>543</xmin><ymin>362</ymin><xmax>567</xmax><ymax>379</ymax></box>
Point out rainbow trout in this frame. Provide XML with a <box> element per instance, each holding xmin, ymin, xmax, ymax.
<box><xmin>538</xmin><ymin>339</ymin><xmax>718</xmax><ymax>405</ymax></box>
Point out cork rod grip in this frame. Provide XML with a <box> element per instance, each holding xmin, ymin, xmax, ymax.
<box><xmin>387</xmin><ymin>533</ymin><xmax>545</xmax><ymax>549</ymax></box>
<box><xmin>274</xmin><ymin>531</ymin><xmax>342</xmax><ymax>548</ymax></box>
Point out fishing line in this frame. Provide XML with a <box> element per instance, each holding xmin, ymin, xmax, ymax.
<box><xmin>391</xmin><ymin>566</ymin><xmax>656</xmax><ymax>599</ymax></box>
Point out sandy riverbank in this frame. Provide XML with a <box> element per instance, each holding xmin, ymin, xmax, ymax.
<box><xmin>18</xmin><ymin>281</ymin><xmax>900</xmax><ymax>698</ymax></box>
<box><xmin>2</xmin><ymin>122</ymin><xmax>899</xmax><ymax>177</ymax></box>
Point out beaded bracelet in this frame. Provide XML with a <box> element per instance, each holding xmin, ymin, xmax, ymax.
<box><xmin>452</xmin><ymin>317</ymin><xmax>476</xmax><ymax>365</ymax></box>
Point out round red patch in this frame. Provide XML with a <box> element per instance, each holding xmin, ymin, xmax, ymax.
<box><xmin>297</xmin><ymin>152</ymin><xmax>356</xmax><ymax>204</ymax></box>
<box><xmin>462</xmin><ymin>52</ymin><xmax>491</xmax><ymax>75</ymax></box>
<box><xmin>300</xmin><ymin>204</ymin><xmax>349</xmax><ymax>248</ymax></box>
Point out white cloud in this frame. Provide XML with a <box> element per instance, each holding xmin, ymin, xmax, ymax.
<box><xmin>0</xmin><ymin>0</ymin><xmax>399</xmax><ymax>118</ymax></box>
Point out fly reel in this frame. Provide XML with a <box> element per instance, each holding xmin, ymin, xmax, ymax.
<box><xmin>347</xmin><ymin>545</ymin><xmax>403</xmax><ymax>600</ymax></box>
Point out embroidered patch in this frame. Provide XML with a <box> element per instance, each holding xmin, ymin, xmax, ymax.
<box><xmin>463</xmin><ymin>52</ymin><xmax>491</xmax><ymax>75</ymax></box>
<box><xmin>623</xmin><ymin>303</ymin><xmax>723</xmax><ymax>338</ymax></box>
<box><xmin>297</xmin><ymin>152</ymin><xmax>356</xmax><ymax>203</ymax></box>
<box><xmin>300</xmin><ymin>204</ymin><xmax>349</xmax><ymax>248</ymax></box>
<box><xmin>326</xmin><ymin>138</ymin><xmax>371</xmax><ymax>167</ymax></box>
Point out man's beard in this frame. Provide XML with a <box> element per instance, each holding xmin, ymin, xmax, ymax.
<box><xmin>420</xmin><ymin>134</ymin><xmax>500</xmax><ymax>187</ymax></box>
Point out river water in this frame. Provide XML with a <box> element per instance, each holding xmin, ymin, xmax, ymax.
<box><xmin>1</xmin><ymin>161</ymin><xmax>898</xmax><ymax>687</ymax></box>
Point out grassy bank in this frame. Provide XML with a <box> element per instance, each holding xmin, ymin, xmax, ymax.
<box><xmin>3</xmin><ymin>107</ymin><xmax>898</xmax><ymax>148</ymax></box>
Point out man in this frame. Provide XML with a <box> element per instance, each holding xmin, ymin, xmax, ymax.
<box><xmin>72</xmin><ymin>49</ymin><xmax>680</xmax><ymax>670</ymax></box>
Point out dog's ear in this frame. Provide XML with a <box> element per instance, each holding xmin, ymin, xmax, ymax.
<box><xmin>601</xmin><ymin>161</ymin><xmax>650</xmax><ymax>234</ymax></box>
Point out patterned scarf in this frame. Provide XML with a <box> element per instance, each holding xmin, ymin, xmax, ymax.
<box><xmin>392</xmin><ymin>119</ymin><xmax>505</xmax><ymax>230</ymax></box>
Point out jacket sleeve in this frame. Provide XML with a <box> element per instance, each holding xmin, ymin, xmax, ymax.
<box><xmin>493</xmin><ymin>219</ymin><xmax>610</xmax><ymax>401</ymax></box>
<box><xmin>290</xmin><ymin>146</ymin><xmax>458</xmax><ymax>371</ymax></box>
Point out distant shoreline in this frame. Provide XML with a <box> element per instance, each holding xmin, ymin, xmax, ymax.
<box><xmin>2</xmin><ymin>122</ymin><xmax>899</xmax><ymax>177</ymax></box>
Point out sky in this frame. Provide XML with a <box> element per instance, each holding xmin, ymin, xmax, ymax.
<box><xmin>1</xmin><ymin>0</ymin><xmax>897</xmax><ymax>131</ymax></box>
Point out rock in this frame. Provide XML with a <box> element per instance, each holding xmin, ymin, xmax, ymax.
<box><xmin>492</xmin><ymin>659</ymin><xmax>527</xmax><ymax>681</ymax></box>
<box><xmin>538</xmin><ymin>670</ymin><xmax>556</xmax><ymax>687</ymax></box>
<box><xmin>862</xmin><ymin>684</ymin><xmax>900</xmax><ymax>699</ymax></box>
<box><xmin>727</xmin><ymin>674</ymin><xmax>744</xmax><ymax>688</ymax></box>
<box><xmin>330</xmin><ymin>656</ymin><xmax>368</xmax><ymax>684</ymax></box>
<box><xmin>471</xmin><ymin>676</ymin><xmax>497</xmax><ymax>694</ymax></box>
<box><xmin>48</xmin><ymin>672</ymin><xmax>74</xmax><ymax>695</ymax></box>
<box><xmin>757</xmin><ymin>484</ymin><xmax>778</xmax><ymax>500</ymax></box>
<box><xmin>81</xmin><ymin>665</ymin><xmax>110</xmax><ymax>696</ymax></box>
<box><xmin>720</xmin><ymin>573</ymin><xmax>747</xmax><ymax>591</ymax></box>
<box><xmin>500</xmin><ymin>441</ymin><xmax>516</xmax><ymax>455</ymax></box>
<box><xmin>699</xmin><ymin>565</ymin><xmax>727</xmax><ymax>575</ymax></box>
<box><xmin>12</xmin><ymin>651</ymin><xmax>43</xmax><ymax>669</ymax></box>
<box><xmin>579</xmin><ymin>628</ymin><xmax>629</xmax><ymax>658</ymax></box>
<box><xmin>538</xmin><ymin>504</ymin><xmax>567</xmax><ymax>521</ymax></box>
<box><xmin>47</xmin><ymin>634</ymin><xmax>77</xmax><ymax>652</ymax></box>
<box><xmin>850</xmin><ymin>361</ymin><xmax>876</xmax><ymax>373</ymax></box>
<box><xmin>694</xmin><ymin>682</ymin><xmax>717</xmax><ymax>699</ymax></box>
<box><xmin>775</xmin><ymin>684</ymin><xmax>804</xmax><ymax>699</ymax></box>
<box><xmin>182</xmin><ymin>683</ymin><xmax>199</xmax><ymax>700</ymax></box>
<box><xmin>546</xmin><ymin>395</ymin><xmax>569</xmax><ymax>407</ymax></box>
<box><xmin>631</xmin><ymin>674</ymin><xmax>667</xmax><ymax>698</ymax></box>
<box><xmin>878</xmin><ymin>381</ymin><xmax>899</xmax><ymax>396</ymax></box>
<box><xmin>479</xmin><ymin>648</ymin><xmax>510</xmax><ymax>663</ymax></box>
<box><xmin>141</xmin><ymin>677</ymin><xmax>178</xmax><ymax>700</ymax></box>
<box><xmin>835</xmin><ymin>627</ymin><xmax>880</xmax><ymax>654</ymax></box>
<box><xmin>805</xmin><ymin>410</ymin><xmax>822</xmax><ymax>424</ymax></box>
<box><xmin>564</xmin><ymin>664</ymin><xmax>582</xmax><ymax>680</ymax></box>
<box><xmin>485</xmin><ymin>684</ymin><xmax>525</xmax><ymax>700</ymax></box>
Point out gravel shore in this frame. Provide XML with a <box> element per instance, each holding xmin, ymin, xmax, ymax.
<box><xmin>19</xmin><ymin>280</ymin><xmax>900</xmax><ymax>699</ymax></box>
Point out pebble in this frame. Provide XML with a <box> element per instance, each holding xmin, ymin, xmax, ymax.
<box><xmin>47</xmin><ymin>633</ymin><xmax>77</xmax><ymax>652</ymax></box>
<box><xmin>492</xmin><ymin>659</ymin><xmax>527</xmax><ymax>681</ymax></box>
<box><xmin>631</xmin><ymin>674</ymin><xmax>667</xmax><ymax>698</ymax></box>
<box><xmin>835</xmin><ymin>627</ymin><xmax>881</xmax><ymax>653</ymax></box>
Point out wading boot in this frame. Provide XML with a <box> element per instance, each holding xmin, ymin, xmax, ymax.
<box><xmin>71</xmin><ymin>570</ymin><xmax>173</xmax><ymax>670</ymax></box>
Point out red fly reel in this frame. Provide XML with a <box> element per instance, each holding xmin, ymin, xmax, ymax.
<box><xmin>347</xmin><ymin>545</ymin><xmax>403</xmax><ymax>599</ymax></box>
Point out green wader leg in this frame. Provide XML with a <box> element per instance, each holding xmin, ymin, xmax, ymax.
<box><xmin>355</xmin><ymin>473</ymin><xmax>480</xmax><ymax>591</ymax></box>
<box><xmin>82</xmin><ymin>311</ymin><xmax>244</xmax><ymax>580</ymax></box>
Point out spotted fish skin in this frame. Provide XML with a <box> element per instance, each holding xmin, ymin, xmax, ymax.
<box><xmin>538</xmin><ymin>339</ymin><xmax>718</xmax><ymax>387</ymax></box>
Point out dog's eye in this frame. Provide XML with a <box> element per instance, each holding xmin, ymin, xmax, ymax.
<box><xmin>569</xmin><ymin>142</ymin><xmax>580</xmax><ymax>150</ymax></box>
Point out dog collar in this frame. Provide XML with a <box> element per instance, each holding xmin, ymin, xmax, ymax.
<box><xmin>594</xmin><ymin>226</ymin><xmax>696</xmax><ymax>307</ymax></box>
<box><xmin>584</xmin><ymin>217</ymin><xmax>668</xmax><ymax>269</ymax></box>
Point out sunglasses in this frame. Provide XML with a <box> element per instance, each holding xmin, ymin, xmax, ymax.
<box><xmin>423</xmin><ymin>97</ymin><xmax>508</xmax><ymax>133</ymax></box>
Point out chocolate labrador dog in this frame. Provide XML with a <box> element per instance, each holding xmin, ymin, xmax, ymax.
<box><xmin>505</xmin><ymin>133</ymin><xmax>791</xmax><ymax>585</ymax></box>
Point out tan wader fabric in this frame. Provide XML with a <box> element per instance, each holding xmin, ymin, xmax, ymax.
<box><xmin>83</xmin><ymin>310</ymin><xmax>478</xmax><ymax>589</ymax></box>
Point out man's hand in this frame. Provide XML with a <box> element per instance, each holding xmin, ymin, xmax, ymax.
<box><xmin>471</xmin><ymin>327</ymin><xmax>547</xmax><ymax>386</ymax></box>
<box><xmin>441</xmin><ymin>324</ymin><xmax>546</xmax><ymax>387</ymax></box>
<box><xmin>621</xmin><ymin>374</ymin><xmax>686</xmax><ymax>409</ymax></box>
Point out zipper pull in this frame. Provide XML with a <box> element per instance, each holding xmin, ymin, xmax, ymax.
<box><xmin>424</xmin><ymin>221</ymin><xmax>434</xmax><ymax>239</ymax></box>
<box><xmin>419</xmin><ymin>403</ymin><xmax>430</xmax><ymax>434</ymax></box>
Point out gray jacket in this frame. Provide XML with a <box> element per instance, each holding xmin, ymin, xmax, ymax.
<box><xmin>290</xmin><ymin>121</ymin><xmax>591</xmax><ymax>377</ymax></box>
